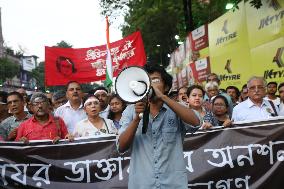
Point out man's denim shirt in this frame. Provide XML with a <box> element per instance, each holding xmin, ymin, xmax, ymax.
<box><xmin>118</xmin><ymin>103</ymin><xmax>199</xmax><ymax>189</ymax></box>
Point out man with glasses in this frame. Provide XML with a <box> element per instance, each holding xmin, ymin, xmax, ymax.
<box><xmin>118</xmin><ymin>64</ymin><xmax>200</xmax><ymax>189</ymax></box>
<box><xmin>232</xmin><ymin>76</ymin><xmax>283</xmax><ymax>122</ymax></box>
<box><xmin>15</xmin><ymin>92</ymin><xmax>73</xmax><ymax>143</ymax></box>
<box><xmin>55</xmin><ymin>81</ymin><xmax>87</xmax><ymax>133</ymax></box>
<box><xmin>0</xmin><ymin>92</ymin><xmax>31</xmax><ymax>141</ymax></box>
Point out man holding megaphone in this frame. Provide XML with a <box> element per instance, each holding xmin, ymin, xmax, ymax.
<box><xmin>117</xmin><ymin>64</ymin><xmax>200</xmax><ymax>189</ymax></box>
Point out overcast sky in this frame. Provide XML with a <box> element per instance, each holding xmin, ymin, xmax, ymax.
<box><xmin>0</xmin><ymin>0</ymin><xmax>122</xmax><ymax>61</ymax></box>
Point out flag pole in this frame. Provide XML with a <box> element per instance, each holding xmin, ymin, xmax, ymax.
<box><xmin>105</xmin><ymin>16</ymin><xmax>113</xmax><ymax>92</ymax></box>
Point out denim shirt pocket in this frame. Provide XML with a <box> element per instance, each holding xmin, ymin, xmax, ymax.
<box><xmin>162</xmin><ymin>127</ymin><xmax>177</xmax><ymax>143</ymax></box>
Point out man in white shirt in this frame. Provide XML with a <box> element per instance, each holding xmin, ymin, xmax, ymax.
<box><xmin>55</xmin><ymin>81</ymin><xmax>86</xmax><ymax>133</ymax></box>
<box><xmin>278</xmin><ymin>82</ymin><xmax>284</xmax><ymax>115</ymax></box>
<box><xmin>264</xmin><ymin>81</ymin><xmax>280</xmax><ymax>106</ymax></box>
<box><xmin>232</xmin><ymin>76</ymin><xmax>282</xmax><ymax>122</ymax></box>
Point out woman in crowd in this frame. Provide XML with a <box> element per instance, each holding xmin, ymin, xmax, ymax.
<box><xmin>107</xmin><ymin>94</ymin><xmax>126</xmax><ymax>130</ymax></box>
<box><xmin>202</xmin><ymin>95</ymin><xmax>232</xmax><ymax>129</ymax></box>
<box><xmin>73</xmin><ymin>94</ymin><xmax>117</xmax><ymax>137</ymax></box>
<box><xmin>187</xmin><ymin>85</ymin><xmax>207</xmax><ymax>119</ymax></box>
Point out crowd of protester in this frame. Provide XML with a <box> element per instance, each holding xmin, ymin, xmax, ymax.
<box><xmin>0</xmin><ymin>71</ymin><xmax>284</xmax><ymax>143</ymax></box>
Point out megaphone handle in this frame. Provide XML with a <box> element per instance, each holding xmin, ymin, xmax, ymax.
<box><xmin>142</xmin><ymin>103</ymin><xmax>150</xmax><ymax>134</ymax></box>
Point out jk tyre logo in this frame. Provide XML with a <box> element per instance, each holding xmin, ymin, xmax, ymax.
<box><xmin>225</xmin><ymin>59</ymin><xmax>232</xmax><ymax>73</ymax></box>
<box><xmin>222</xmin><ymin>20</ymin><xmax>229</xmax><ymax>34</ymax></box>
<box><xmin>273</xmin><ymin>47</ymin><xmax>284</xmax><ymax>68</ymax></box>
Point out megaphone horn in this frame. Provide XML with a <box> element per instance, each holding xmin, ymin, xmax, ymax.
<box><xmin>115</xmin><ymin>66</ymin><xmax>153</xmax><ymax>134</ymax></box>
<box><xmin>115</xmin><ymin>66</ymin><xmax>151</xmax><ymax>103</ymax></box>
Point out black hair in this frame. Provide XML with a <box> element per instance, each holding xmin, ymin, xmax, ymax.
<box><xmin>206</xmin><ymin>73</ymin><xmax>220</xmax><ymax>83</ymax></box>
<box><xmin>226</xmin><ymin>86</ymin><xmax>240</xmax><ymax>98</ymax></box>
<box><xmin>242</xmin><ymin>84</ymin><xmax>247</xmax><ymax>90</ymax></box>
<box><xmin>212</xmin><ymin>95</ymin><xmax>229</xmax><ymax>108</ymax></box>
<box><xmin>7</xmin><ymin>91</ymin><xmax>24</xmax><ymax>102</ymax></box>
<box><xmin>90</xmin><ymin>86</ymin><xmax>109</xmax><ymax>95</ymax></box>
<box><xmin>187</xmin><ymin>85</ymin><xmax>205</xmax><ymax>97</ymax></box>
<box><xmin>66</xmin><ymin>81</ymin><xmax>81</xmax><ymax>90</ymax></box>
<box><xmin>0</xmin><ymin>91</ymin><xmax>8</xmax><ymax>103</ymax></box>
<box><xmin>107</xmin><ymin>93</ymin><xmax>127</xmax><ymax>120</ymax></box>
<box><xmin>52</xmin><ymin>90</ymin><xmax>66</xmax><ymax>101</ymax></box>
<box><xmin>168</xmin><ymin>90</ymin><xmax>178</xmax><ymax>98</ymax></box>
<box><xmin>267</xmin><ymin>81</ymin><xmax>277</xmax><ymax>87</ymax></box>
<box><xmin>278</xmin><ymin>82</ymin><xmax>284</xmax><ymax>91</ymax></box>
<box><xmin>143</xmin><ymin>64</ymin><xmax>173</xmax><ymax>93</ymax></box>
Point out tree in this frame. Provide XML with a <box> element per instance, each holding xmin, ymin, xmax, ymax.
<box><xmin>0</xmin><ymin>57</ymin><xmax>20</xmax><ymax>85</ymax></box>
<box><xmin>31</xmin><ymin>61</ymin><xmax>45</xmax><ymax>90</ymax></box>
<box><xmin>99</xmin><ymin>0</ymin><xmax>263</xmax><ymax>67</ymax></box>
<box><xmin>54</xmin><ymin>41</ymin><xmax>73</xmax><ymax>48</ymax></box>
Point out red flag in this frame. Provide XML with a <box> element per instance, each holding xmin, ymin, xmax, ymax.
<box><xmin>45</xmin><ymin>31</ymin><xmax>146</xmax><ymax>86</ymax></box>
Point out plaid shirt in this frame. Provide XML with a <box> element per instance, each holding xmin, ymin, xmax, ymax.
<box><xmin>0</xmin><ymin>113</ymin><xmax>31</xmax><ymax>140</ymax></box>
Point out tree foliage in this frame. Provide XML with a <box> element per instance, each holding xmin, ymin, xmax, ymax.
<box><xmin>99</xmin><ymin>0</ymin><xmax>263</xmax><ymax>67</ymax></box>
<box><xmin>0</xmin><ymin>57</ymin><xmax>20</xmax><ymax>84</ymax></box>
<box><xmin>54</xmin><ymin>40</ymin><xmax>73</xmax><ymax>48</ymax></box>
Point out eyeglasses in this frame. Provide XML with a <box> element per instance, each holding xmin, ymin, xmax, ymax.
<box><xmin>213</xmin><ymin>103</ymin><xmax>226</xmax><ymax>108</ymax></box>
<box><xmin>248</xmin><ymin>85</ymin><xmax>265</xmax><ymax>91</ymax></box>
<box><xmin>32</xmin><ymin>100</ymin><xmax>47</xmax><ymax>106</ymax></box>
<box><xmin>85</xmin><ymin>101</ymin><xmax>100</xmax><ymax>107</ymax></box>
<box><xmin>151</xmin><ymin>78</ymin><xmax>162</xmax><ymax>84</ymax></box>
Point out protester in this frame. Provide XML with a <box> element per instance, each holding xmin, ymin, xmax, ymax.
<box><xmin>107</xmin><ymin>94</ymin><xmax>126</xmax><ymax>130</ymax></box>
<box><xmin>16</xmin><ymin>88</ymin><xmax>29</xmax><ymax>112</ymax></box>
<box><xmin>187</xmin><ymin>85</ymin><xmax>207</xmax><ymax>119</ymax></box>
<box><xmin>278</xmin><ymin>82</ymin><xmax>284</xmax><ymax>114</ymax></box>
<box><xmin>264</xmin><ymin>81</ymin><xmax>280</xmax><ymax>106</ymax></box>
<box><xmin>73</xmin><ymin>94</ymin><xmax>117</xmax><ymax>137</ymax></box>
<box><xmin>52</xmin><ymin>90</ymin><xmax>67</xmax><ymax>110</ymax></box>
<box><xmin>204</xmin><ymin>81</ymin><xmax>219</xmax><ymax>101</ymax></box>
<box><xmin>118</xmin><ymin>64</ymin><xmax>200</xmax><ymax>188</ymax></box>
<box><xmin>226</xmin><ymin>86</ymin><xmax>240</xmax><ymax>107</ymax></box>
<box><xmin>55</xmin><ymin>81</ymin><xmax>87</xmax><ymax>133</ymax></box>
<box><xmin>15</xmin><ymin>92</ymin><xmax>73</xmax><ymax>143</ymax></box>
<box><xmin>205</xmin><ymin>73</ymin><xmax>234</xmax><ymax>114</ymax></box>
<box><xmin>0</xmin><ymin>91</ymin><xmax>10</xmax><ymax>123</ymax></box>
<box><xmin>0</xmin><ymin>92</ymin><xmax>31</xmax><ymax>141</ymax></box>
<box><xmin>232</xmin><ymin>76</ymin><xmax>282</xmax><ymax>122</ymax></box>
<box><xmin>202</xmin><ymin>95</ymin><xmax>232</xmax><ymax>128</ymax></box>
<box><xmin>239</xmin><ymin>84</ymin><xmax>248</xmax><ymax>102</ymax></box>
<box><xmin>177</xmin><ymin>86</ymin><xmax>188</xmax><ymax>106</ymax></box>
<box><xmin>92</xmin><ymin>86</ymin><xmax>110</xmax><ymax>119</ymax></box>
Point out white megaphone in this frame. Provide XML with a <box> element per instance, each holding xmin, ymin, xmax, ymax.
<box><xmin>115</xmin><ymin>66</ymin><xmax>152</xmax><ymax>103</ymax></box>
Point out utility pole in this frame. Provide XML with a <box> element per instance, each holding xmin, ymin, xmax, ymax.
<box><xmin>183</xmin><ymin>0</ymin><xmax>194</xmax><ymax>32</ymax></box>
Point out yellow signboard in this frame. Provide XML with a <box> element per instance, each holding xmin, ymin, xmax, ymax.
<box><xmin>209</xmin><ymin>1</ymin><xmax>252</xmax><ymax>88</ymax></box>
<box><xmin>250</xmin><ymin>37</ymin><xmax>284</xmax><ymax>84</ymax></box>
<box><xmin>245</xmin><ymin>0</ymin><xmax>284</xmax><ymax>49</ymax></box>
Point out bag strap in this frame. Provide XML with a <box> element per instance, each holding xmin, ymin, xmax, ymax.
<box><xmin>53</xmin><ymin>116</ymin><xmax>62</xmax><ymax>138</ymax></box>
<box><xmin>268</xmin><ymin>100</ymin><xmax>278</xmax><ymax>116</ymax></box>
<box><xmin>102</xmin><ymin>118</ymin><xmax>110</xmax><ymax>134</ymax></box>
